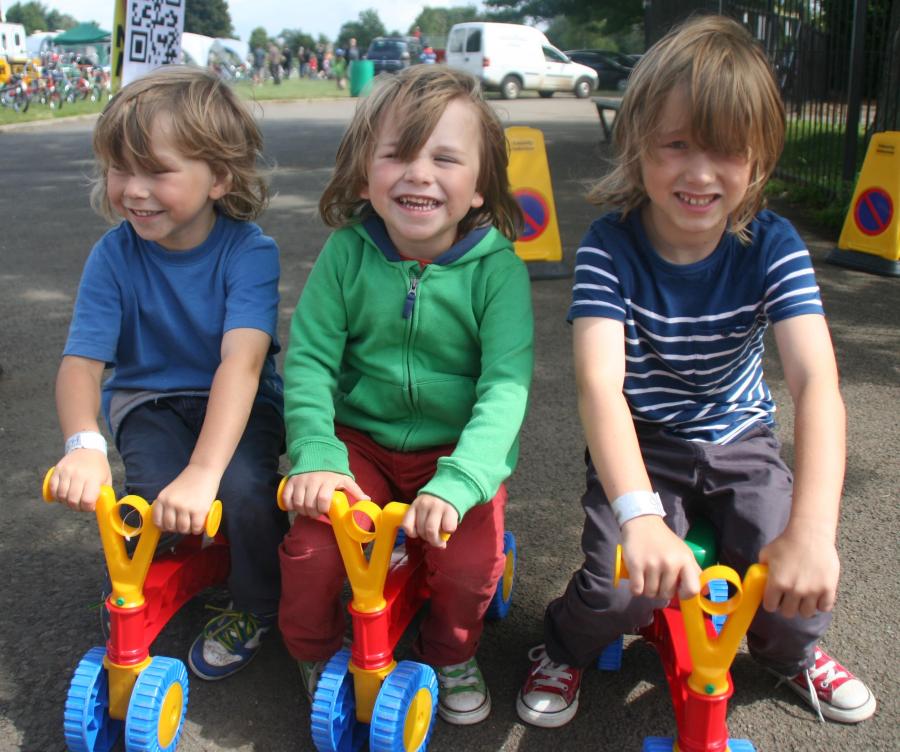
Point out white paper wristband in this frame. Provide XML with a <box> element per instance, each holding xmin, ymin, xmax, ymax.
<box><xmin>65</xmin><ymin>430</ymin><xmax>108</xmax><ymax>457</ymax></box>
<box><xmin>610</xmin><ymin>490</ymin><xmax>665</xmax><ymax>527</ymax></box>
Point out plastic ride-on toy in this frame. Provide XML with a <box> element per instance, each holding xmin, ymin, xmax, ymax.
<box><xmin>276</xmin><ymin>482</ymin><xmax>517</xmax><ymax>752</ymax></box>
<box><xmin>597</xmin><ymin>521</ymin><xmax>769</xmax><ymax>752</ymax></box>
<box><xmin>42</xmin><ymin>469</ymin><xmax>229</xmax><ymax>752</ymax></box>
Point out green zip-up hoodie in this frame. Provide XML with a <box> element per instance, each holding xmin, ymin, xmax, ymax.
<box><xmin>284</xmin><ymin>217</ymin><xmax>534</xmax><ymax>518</ymax></box>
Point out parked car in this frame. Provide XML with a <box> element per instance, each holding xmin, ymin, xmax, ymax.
<box><xmin>564</xmin><ymin>49</ymin><xmax>634</xmax><ymax>91</ymax></box>
<box><xmin>365</xmin><ymin>36</ymin><xmax>423</xmax><ymax>74</ymax></box>
<box><xmin>446</xmin><ymin>22</ymin><xmax>598</xmax><ymax>99</ymax></box>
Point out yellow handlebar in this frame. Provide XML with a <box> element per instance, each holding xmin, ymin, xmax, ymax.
<box><xmin>276</xmin><ymin>478</ymin><xmax>450</xmax><ymax>612</ymax></box>
<box><xmin>43</xmin><ymin>467</ymin><xmax>223</xmax><ymax>608</ymax></box>
<box><xmin>614</xmin><ymin>543</ymin><xmax>768</xmax><ymax>696</ymax></box>
<box><xmin>44</xmin><ymin>467</ymin><xmax>222</xmax><ymax>538</ymax></box>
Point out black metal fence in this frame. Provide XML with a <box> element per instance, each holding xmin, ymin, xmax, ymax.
<box><xmin>645</xmin><ymin>0</ymin><xmax>899</xmax><ymax>199</ymax></box>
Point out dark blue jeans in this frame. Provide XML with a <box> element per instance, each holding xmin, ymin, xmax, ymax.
<box><xmin>116</xmin><ymin>396</ymin><xmax>288</xmax><ymax>615</ymax></box>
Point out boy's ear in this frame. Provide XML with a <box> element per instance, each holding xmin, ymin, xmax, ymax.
<box><xmin>209</xmin><ymin>168</ymin><xmax>232</xmax><ymax>201</ymax></box>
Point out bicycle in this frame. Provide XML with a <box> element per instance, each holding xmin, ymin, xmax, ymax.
<box><xmin>0</xmin><ymin>74</ymin><xmax>30</xmax><ymax>112</ymax></box>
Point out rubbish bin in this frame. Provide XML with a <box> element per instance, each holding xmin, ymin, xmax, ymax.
<box><xmin>349</xmin><ymin>60</ymin><xmax>374</xmax><ymax>97</ymax></box>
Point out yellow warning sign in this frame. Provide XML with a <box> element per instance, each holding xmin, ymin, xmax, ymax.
<box><xmin>505</xmin><ymin>126</ymin><xmax>563</xmax><ymax>268</ymax></box>
<box><xmin>829</xmin><ymin>131</ymin><xmax>900</xmax><ymax>276</ymax></box>
<box><xmin>112</xmin><ymin>0</ymin><xmax>126</xmax><ymax>91</ymax></box>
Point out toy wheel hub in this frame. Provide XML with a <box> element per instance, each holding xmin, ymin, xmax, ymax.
<box><xmin>403</xmin><ymin>687</ymin><xmax>433</xmax><ymax>750</ymax></box>
<box><xmin>157</xmin><ymin>681</ymin><xmax>184</xmax><ymax>748</ymax></box>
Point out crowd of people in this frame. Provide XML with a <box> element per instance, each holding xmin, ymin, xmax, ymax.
<box><xmin>250</xmin><ymin>38</ymin><xmax>360</xmax><ymax>85</ymax></box>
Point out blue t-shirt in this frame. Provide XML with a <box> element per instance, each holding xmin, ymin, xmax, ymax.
<box><xmin>568</xmin><ymin>209</ymin><xmax>824</xmax><ymax>444</ymax></box>
<box><xmin>64</xmin><ymin>214</ymin><xmax>283</xmax><ymax>434</ymax></box>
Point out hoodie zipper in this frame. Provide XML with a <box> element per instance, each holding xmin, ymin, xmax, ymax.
<box><xmin>402</xmin><ymin>273</ymin><xmax>419</xmax><ymax>319</ymax></box>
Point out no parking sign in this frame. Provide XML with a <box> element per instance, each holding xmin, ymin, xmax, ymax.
<box><xmin>505</xmin><ymin>127</ymin><xmax>564</xmax><ymax>275</ymax></box>
<box><xmin>829</xmin><ymin>131</ymin><xmax>900</xmax><ymax>276</ymax></box>
<box><xmin>853</xmin><ymin>188</ymin><xmax>893</xmax><ymax>236</ymax></box>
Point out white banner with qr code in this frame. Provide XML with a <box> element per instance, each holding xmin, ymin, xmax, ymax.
<box><xmin>123</xmin><ymin>0</ymin><xmax>185</xmax><ymax>86</ymax></box>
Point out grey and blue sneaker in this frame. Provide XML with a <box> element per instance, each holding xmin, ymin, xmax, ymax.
<box><xmin>188</xmin><ymin>606</ymin><xmax>276</xmax><ymax>680</ymax></box>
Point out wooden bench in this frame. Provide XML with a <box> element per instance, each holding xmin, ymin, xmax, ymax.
<box><xmin>593</xmin><ymin>96</ymin><xmax>622</xmax><ymax>141</ymax></box>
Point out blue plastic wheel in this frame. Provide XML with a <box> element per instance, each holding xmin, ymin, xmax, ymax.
<box><xmin>485</xmin><ymin>531</ymin><xmax>516</xmax><ymax>620</ymax></box>
<box><xmin>310</xmin><ymin>649</ymin><xmax>366</xmax><ymax>752</ymax></box>
<box><xmin>124</xmin><ymin>656</ymin><xmax>189</xmax><ymax>752</ymax></box>
<box><xmin>370</xmin><ymin>661</ymin><xmax>438</xmax><ymax>752</ymax></box>
<box><xmin>597</xmin><ymin>635</ymin><xmax>624</xmax><ymax>671</ymax></box>
<box><xmin>64</xmin><ymin>646</ymin><xmax>123</xmax><ymax>752</ymax></box>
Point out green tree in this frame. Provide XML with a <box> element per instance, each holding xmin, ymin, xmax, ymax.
<box><xmin>248</xmin><ymin>27</ymin><xmax>270</xmax><ymax>52</ymax></box>
<box><xmin>337</xmin><ymin>9</ymin><xmax>386</xmax><ymax>52</ymax></box>
<box><xmin>484</xmin><ymin>0</ymin><xmax>643</xmax><ymax>34</ymax></box>
<box><xmin>410</xmin><ymin>5</ymin><xmax>484</xmax><ymax>46</ymax></box>
<box><xmin>184</xmin><ymin>0</ymin><xmax>235</xmax><ymax>38</ymax></box>
<box><xmin>45</xmin><ymin>10</ymin><xmax>77</xmax><ymax>30</ymax></box>
<box><xmin>5</xmin><ymin>1</ymin><xmax>49</xmax><ymax>34</ymax></box>
<box><xmin>279</xmin><ymin>29</ymin><xmax>317</xmax><ymax>57</ymax></box>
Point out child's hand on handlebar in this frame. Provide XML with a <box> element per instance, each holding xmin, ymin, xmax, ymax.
<box><xmin>151</xmin><ymin>464</ymin><xmax>220</xmax><ymax>535</ymax></box>
<box><xmin>280</xmin><ymin>471</ymin><xmax>367</xmax><ymax>517</ymax></box>
<box><xmin>50</xmin><ymin>451</ymin><xmax>112</xmax><ymax>512</ymax></box>
<box><xmin>620</xmin><ymin>515</ymin><xmax>702</xmax><ymax>601</ymax></box>
<box><xmin>402</xmin><ymin>493</ymin><xmax>458</xmax><ymax>549</ymax></box>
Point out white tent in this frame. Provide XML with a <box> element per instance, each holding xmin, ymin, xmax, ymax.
<box><xmin>180</xmin><ymin>31</ymin><xmax>215</xmax><ymax>67</ymax></box>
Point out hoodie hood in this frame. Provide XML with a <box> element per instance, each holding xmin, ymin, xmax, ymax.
<box><xmin>355</xmin><ymin>215</ymin><xmax>511</xmax><ymax>266</ymax></box>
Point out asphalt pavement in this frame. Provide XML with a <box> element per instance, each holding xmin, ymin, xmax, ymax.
<box><xmin>0</xmin><ymin>96</ymin><xmax>896</xmax><ymax>751</ymax></box>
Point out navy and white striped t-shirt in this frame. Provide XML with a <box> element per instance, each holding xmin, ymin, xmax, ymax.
<box><xmin>568</xmin><ymin>209</ymin><xmax>824</xmax><ymax>444</ymax></box>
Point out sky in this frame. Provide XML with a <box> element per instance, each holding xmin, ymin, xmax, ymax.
<box><xmin>31</xmin><ymin>1</ymin><xmax>482</xmax><ymax>43</ymax></box>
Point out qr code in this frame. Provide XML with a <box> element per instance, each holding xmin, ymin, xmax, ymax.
<box><xmin>128</xmin><ymin>0</ymin><xmax>184</xmax><ymax>66</ymax></box>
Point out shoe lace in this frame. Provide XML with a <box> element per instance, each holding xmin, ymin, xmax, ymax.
<box><xmin>808</xmin><ymin>651</ymin><xmax>847</xmax><ymax>689</ymax></box>
<box><xmin>526</xmin><ymin>645</ymin><xmax>575</xmax><ymax>691</ymax></box>
<box><xmin>439</xmin><ymin>659</ymin><xmax>482</xmax><ymax>692</ymax></box>
<box><xmin>202</xmin><ymin>606</ymin><xmax>261</xmax><ymax>652</ymax></box>
<box><xmin>775</xmin><ymin>666</ymin><xmax>826</xmax><ymax>724</ymax></box>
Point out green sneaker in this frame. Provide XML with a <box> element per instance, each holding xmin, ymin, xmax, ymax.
<box><xmin>436</xmin><ymin>657</ymin><xmax>491</xmax><ymax>725</ymax></box>
<box><xmin>188</xmin><ymin>607</ymin><xmax>275</xmax><ymax>681</ymax></box>
<box><xmin>298</xmin><ymin>659</ymin><xmax>326</xmax><ymax>701</ymax></box>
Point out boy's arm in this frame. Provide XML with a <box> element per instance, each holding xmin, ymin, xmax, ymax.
<box><xmin>416</xmin><ymin>258</ymin><xmax>533</xmax><ymax>521</ymax></box>
<box><xmin>762</xmin><ymin>313</ymin><xmax>844</xmax><ymax>618</ymax></box>
<box><xmin>51</xmin><ymin>355</ymin><xmax>112</xmax><ymax>511</ymax></box>
<box><xmin>573</xmin><ymin>317</ymin><xmax>700</xmax><ymax>600</ymax></box>
<box><xmin>150</xmin><ymin>327</ymin><xmax>270</xmax><ymax>535</ymax></box>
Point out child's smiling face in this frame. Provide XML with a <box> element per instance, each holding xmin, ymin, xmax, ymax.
<box><xmin>106</xmin><ymin>114</ymin><xmax>229</xmax><ymax>251</ymax></box>
<box><xmin>640</xmin><ymin>85</ymin><xmax>753</xmax><ymax>264</ymax></box>
<box><xmin>361</xmin><ymin>97</ymin><xmax>485</xmax><ymax>259</ymax></box>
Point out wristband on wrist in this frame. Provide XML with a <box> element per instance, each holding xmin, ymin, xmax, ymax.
<box><xmin>610</xmin><ymin>490</ymin><xmax>665</xmax><ymax>527</ymax></box>
<box><xmin>65</xmin><ymin>430</ymin><xmax>108</xmax><ymax>457</ymax></box>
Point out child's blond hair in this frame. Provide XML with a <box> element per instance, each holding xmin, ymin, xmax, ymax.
<box><xmin>91</xmin><ymin>65</ymin><xmax>267</xmax><ymax>222</ymax></box>
<box><xmin>319</xmin><ymin>65</ymin><xmax>522</xmax><ymax>241</ymax></box>
<box><xmin>589</xmin><ymin>15</ymin><xmax>785</xmax><ymax>242</ymax></box>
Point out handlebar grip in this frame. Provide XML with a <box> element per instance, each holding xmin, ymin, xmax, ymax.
<box><xmin>276</xmin><ymin>475</ymin><xmax>288</xmax><ymax>511</ymax></box>
<box><xmin>41</xmin><ymin>467</ymin><xmax>56</xmax><ymax>503</ymax></box>
<box><xmin>44</xmin><ymin>467</ymin><xmax>224</xmax><ymax>537</ymax></box>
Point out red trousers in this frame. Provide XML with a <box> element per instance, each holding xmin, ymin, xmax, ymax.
<box><xmin>279</xmin><ymin>425</ymin><xmax>507</xmax><ymax>666</ymax></box>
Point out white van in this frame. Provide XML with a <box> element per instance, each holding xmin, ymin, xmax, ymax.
<box><xmin>0</xmin><ymin>22</ymin><xmax>28</xmax><ymax>59</ymax></box>
<box><xmin>446</xmin><ymin>22</ymin><xmax>598</xmax><ymax>100</ymax></box>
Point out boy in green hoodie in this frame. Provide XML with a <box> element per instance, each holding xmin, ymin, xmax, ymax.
<box><xmin>278</xmin><ymin>66</ymin><xmax>534</xmax><ymax>725</ymax></box>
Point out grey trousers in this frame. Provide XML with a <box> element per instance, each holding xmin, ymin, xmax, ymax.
<box><xmin>543</xmin><ymin>424</ymin><xmax>831</xmax><ymax>676</ymax></box>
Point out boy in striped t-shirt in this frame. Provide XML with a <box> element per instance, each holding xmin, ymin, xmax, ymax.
<box><xmin>517</xmin><ymin>16</ymin><xmax>875</xmax><ymax>728</ymax></box>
